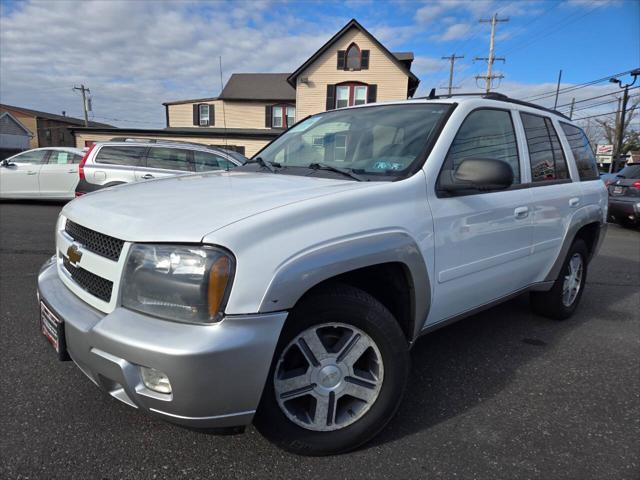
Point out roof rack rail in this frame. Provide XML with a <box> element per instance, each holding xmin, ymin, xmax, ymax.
<box><xmin>107</xmin><ymin>137</ymin><xmax>231</xmax><ymax>150</ymax></box>
<box><xmin>418</xmin><ymin>89</ymin><xmax>570</xmax><ymax>120</ymax></box>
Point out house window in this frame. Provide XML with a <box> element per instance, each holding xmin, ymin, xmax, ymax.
<box><xmin>335</xmin><ymin>83</ymin><xmax>368</xmax><ymax>108</ymax></box>
<box><xmin>199</xmin><ymin>104</ymin><xmax>210</xmax><ymax>126</ymax></box>
<box><xmin>270</xmin><ymin>105</ymin><xmax>296</xmax><ymax>128</ymax></box>
<box><xmin>286</xmin><ymin>106</ymin><xmax>296</xmax><ymax>127</ymax></box>
<box><xmin>272</xmin><ymin>106</ymin><xmax>283</xmax><ymax>128</ymax></box>
<box><xmin>346</xmin><ymin>43</ymin><xmax>361</xmax><ymax>70</ymax></box>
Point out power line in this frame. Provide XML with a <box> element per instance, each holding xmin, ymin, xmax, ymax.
<box><xmin>573</xmin><ymin>105</ymin><xmax>638</xmax><ymax>121</ymax></box>
<box><xmin>556</xmin><ymin>86</ymin><xmax>640</xmax><ymax>109</ymax></box>
<box><xmin>522</xmin><ymin>69</ymin><xmax>637</xmax><ymax>102</ymax></box>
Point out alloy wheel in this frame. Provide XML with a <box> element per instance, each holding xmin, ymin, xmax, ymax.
<box><xmin>273</xmin><ymin>322</ymin><xmax>384</xmax><ymax>432</ymax></box>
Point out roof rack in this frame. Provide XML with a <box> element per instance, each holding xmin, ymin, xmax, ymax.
<box><xmin>107</xmin><ymin>137</ymin><xmax>233</xmax><ymax>151</ymax></box>
<box><xmin>417</xmin><ymin>89</ymin><xmax>571</xmax><ymax>120</ymax></box>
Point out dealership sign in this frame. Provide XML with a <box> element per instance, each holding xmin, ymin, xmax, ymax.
<box><xmin>596</xmin><ymin>144</ymin><xmax>614</xmax><ymax>155</ymax></box>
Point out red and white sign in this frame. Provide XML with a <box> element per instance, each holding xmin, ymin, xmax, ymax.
<box><xmin>596</xmin><ymin>144</ymin><xmax>614</xmax><ymax>155</ymax></box>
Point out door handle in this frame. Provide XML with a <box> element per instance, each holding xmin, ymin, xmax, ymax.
<box><xmin>26</xmin><ymin>171</ymin><xmax>37</xmax><ymax>175</ymax></box>
<box><xmin>141</xmin><ymin>174</ymin><xmax>154</xmax><ymax>179</ymax></box>
<box><xmin>569</xmin><ymin>197</ymin><xmax>580</xmax><ymax>207</ymax></box>
<box><xmin>514</xmin><ymin>206</ymin><xmax>529</xmax><ymax>219</ymax></box>
<box><xmin>68</xmin><ymin>169</ymin><xmax>76</xmax><ymax>173</ymax></box>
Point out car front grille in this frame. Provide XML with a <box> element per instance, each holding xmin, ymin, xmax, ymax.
<box><xmin>64</xmin><ymin>220</ymin><xmax>124</xmax><ymax>261</ymax></box>
<box><xmin>62</xmin><ymin>257</ymin><xmax>114</xmax><ymax>302</ymax></box>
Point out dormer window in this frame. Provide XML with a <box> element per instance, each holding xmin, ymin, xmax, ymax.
<box><xmin>337</xmin><ymin>44</ymin><xmax>370</xmax><ymax>71</ymax></box>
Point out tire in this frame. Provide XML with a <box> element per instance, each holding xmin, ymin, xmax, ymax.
<box><xmin>530</xmin><ymin>239</ymin><xmax>589</xmax><ymax>320</ymax></box>
<box><xmin>254</xmin><ymin>284</ymin><xmax>410</xmax><ymax>456</ymax></box>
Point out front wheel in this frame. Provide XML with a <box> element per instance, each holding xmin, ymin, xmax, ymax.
<box><xmin>254</xmin><ymin>284</ymin><xmax>409</xmax><ymax>456</ymax></box>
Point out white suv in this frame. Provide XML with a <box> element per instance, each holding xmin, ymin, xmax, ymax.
<box><xmin>75</xmin><ymin>139</ymin><xmax>246</xmax><ymax>196</ymax></box>
<box><xmin>37</xmin><ymin>94</ymin><xmax>607</xmax><ymax>455</ymax></box>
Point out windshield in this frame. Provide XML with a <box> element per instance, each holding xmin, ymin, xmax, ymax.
<box><xmin>253</xmin><ymin>103</ymin><xmax>450</xmax><ymax>180</ymax></box>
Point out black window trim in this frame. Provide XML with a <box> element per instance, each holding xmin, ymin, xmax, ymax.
<box><xmin>435</xmin><ymin>106</ymin><xmax>522</xmax><ymax>198</ymax></box>
<box><xmin>558</xmin><ymin>120</ymin><xmax>600</xmax><ymax>182</ymax></box>
<box><xmin>519</xmin><ymin>110</ymin><xmax>572</xmax><ymax>186</ymax></box>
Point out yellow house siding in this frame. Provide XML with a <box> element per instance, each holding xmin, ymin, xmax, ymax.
<box><xmin>73</xmin><ymin>132</ymin><xmax>269</xmax><ymax>158</ymax></box>
<box><xmin>169</xmin><ymin>100</ymin><xmax>286</xmax><ymax>130</ymax></box>
<box><xmin>294</xmin><ymin>27</ymin><xmax>409</xmax><ymax>120</ymax></box>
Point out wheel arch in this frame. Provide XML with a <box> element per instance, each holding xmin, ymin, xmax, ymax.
<box><xmin>544</xmin><ymin>204</ymin><xmax>606</xmax><ymax>282</ymax></box>
<box><xmin>259</xmin><ymin>231</ymin><xmax>430</xmax><ymax>342</ymax></box>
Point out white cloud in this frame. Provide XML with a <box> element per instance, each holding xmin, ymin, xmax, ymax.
<box><xmin>0</xmin><ymin>0</ymin><xmax>334</xmax><ymax>128</ymax></box>
<box><xmin>434</xmin><ymin>23</ymin><xmax>473</xmax><ymax>42</ymax></box>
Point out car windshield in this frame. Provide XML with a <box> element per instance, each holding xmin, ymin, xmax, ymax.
<box><xmin>252</xmin><ymin>103</ymin><xmax>450</xmax><ymax>180</ymax></box>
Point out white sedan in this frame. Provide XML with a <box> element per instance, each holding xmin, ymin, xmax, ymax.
<box><xmin>0</xmin><ymin>147</ymin><xmax>84</xmax><ymax>200</ymax></box>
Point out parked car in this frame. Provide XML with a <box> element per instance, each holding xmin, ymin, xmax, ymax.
<box><xmin>607</xmin><ymin>163</ymin><xmax>640</xmax><ymax>227</ymax></box>
<box><xmin>76</xmin><ymin>139</ymin><xmax>246</xmax><ymax>196</ymax></box>
<box><xmin>0</xmin><ymin>147</ymin><xmax>84</xmax><ymax>200</ymax></box>
<box><xmin>599</xmin><ymin>171</ymin><xmax>618</xmax><ymax>186</ymax></box>
<box><xmin>37</xmin><ymin>94</ymin><xmax>607</xmax><ymax>456</ymax></box>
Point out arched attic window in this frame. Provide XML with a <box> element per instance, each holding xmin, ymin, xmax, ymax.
<box><xmin>346</xmin><ymin>43</ymin><xmax>361</xmax><ymax>70</ymax></box>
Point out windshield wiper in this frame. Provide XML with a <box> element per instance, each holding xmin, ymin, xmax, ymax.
<box><xmin>251</xmin><ymin>156</ymin><xmax>281</xmax><ymax>173</ymax></box>
<box><xmin>308</xmin><ymin>162</ymin><xmax>365</xmax><ymax>181</ymax></box>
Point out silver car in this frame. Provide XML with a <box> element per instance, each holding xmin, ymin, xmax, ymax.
<box><xmin>76</xmin><ymin>139</ymin><xmax>246</xmax><ymax>195</ymax></box>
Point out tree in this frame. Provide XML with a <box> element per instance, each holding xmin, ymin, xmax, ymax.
<box><xmin>595</xmin><ymin>97</ymin><xmax>639</xmax><ymax>154</ymax></box>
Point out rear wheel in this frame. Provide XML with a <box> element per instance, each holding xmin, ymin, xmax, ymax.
<box><xmin>530</xmin><ymin>239</ymin><xmax>588</xmax><ymax>320</ymax></box>
<box><xmin>254</xmin><ymin>284</ymin><xmax>409</xmax><ymax>456</ymax></box>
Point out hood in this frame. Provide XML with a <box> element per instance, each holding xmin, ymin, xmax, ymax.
<box><xmin>62</xmin><ymin>171</ymin><xmax>366</xmax><ymax>242</ymax></box>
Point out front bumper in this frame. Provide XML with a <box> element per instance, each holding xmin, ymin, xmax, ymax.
<box><xmin>37</xmin><ymin>259</ymin><xmax>286</xmax><ymax>428</ymax></box>
<box><xmin>608</xmin><ymin>198</ymin><xmax>640</xmax><ymax>225</ymax></box>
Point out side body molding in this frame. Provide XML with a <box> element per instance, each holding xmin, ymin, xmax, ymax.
<box><xmin>259</xmin><ymin>231</ymin><xmax>431</xmax><ymax>340</ymax></box>
<box><xmin>543</xmin><ymin>203</ymin><xmax>606</xmax><ymax>283</ymax></box>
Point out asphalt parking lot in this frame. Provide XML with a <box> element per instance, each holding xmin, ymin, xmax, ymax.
<box><xmin>0</xmin><ymin>201</ymin><xmax>638</xmax><ymax>480</ymax></box>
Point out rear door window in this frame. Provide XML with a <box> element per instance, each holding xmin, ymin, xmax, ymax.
<box><xmin>192</xmin><ymin>151</ymin><xmax>234</xmax><ymax>172</ymax></box>
<box><xmin>440</xmin><ymin>108</ymin><xmax>521</xmax><ymax>187</ymax></box>
<box><xmin>49</xmin><ymin>151</ymin><xmax>75</xmax><ymax>164</ymax></box>
<box><xmin>145</xmin><ymin>147</ymin><xmax>192</xmax><ymax>172</ymax></box>
<box><xmin>521</xmin><ymin>113</ymin><xmax>569</xmax><ymax>182</ymax></box>
<box><xmin>559</xmin><ymin>123</ymin><xmax>599</xmax><ymax>180</ymax></box>
<box><xmin>95</xmin><ymin>146</ymin><xmax>144</xmax><ymax>166</ymax></box>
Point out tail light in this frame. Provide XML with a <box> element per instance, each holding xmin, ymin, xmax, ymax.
<box><xmin>632</xmin><ymin>181</ymin><xmax>640</xmax><ymax>189</ymax></box>
<box><xmin>604</xmin><ymin>180</ymin><xmax>612</xmax><ymax>187</ymax></box>
<box><xmin>78</xmin><ymin>143</ymin><xmax>96</xmax><ymax>180</ymax></box>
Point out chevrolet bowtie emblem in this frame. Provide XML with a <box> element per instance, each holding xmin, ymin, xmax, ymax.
<box><xmin>67</xmin><ymin>244</ymin><xmax>82</xmax><ymax>266</ymax></box>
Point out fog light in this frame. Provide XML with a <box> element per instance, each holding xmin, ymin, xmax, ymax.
<box><xmin>140</xmin><ymin>366</ymin><xmax>172</xmax><ymax>394</ymax></box>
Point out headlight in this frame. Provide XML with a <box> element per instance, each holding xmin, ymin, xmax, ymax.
<box><xmin>121</xmin><ymin>244</ymin><xmax>234</xmax><ymax>323</ymax></box>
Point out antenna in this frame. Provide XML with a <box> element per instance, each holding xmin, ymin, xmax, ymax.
<box><xmin>219</xmin><ymin>56</ymin><xmax>228</xmax><ymax>159</ymax></box>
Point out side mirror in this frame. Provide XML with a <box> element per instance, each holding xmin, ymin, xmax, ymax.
<box><xmin>441</xmin><ymin>158</ymin><xmax>513</xmax><ymax>193</ymax></box>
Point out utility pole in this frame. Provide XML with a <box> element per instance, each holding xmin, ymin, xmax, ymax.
<box><xmin>553</xmin><ymin>69</ymin><xmax>563</xmax><ymax>109</ymax></box>
<box><xmin>568</xmin><ymin>97</ymin><xmax>575</xmax><ymax>119</ymax></box>
<box><xmin>73</xmin><ymin>84</ymin><xmax>91</xmax><ymax>127</ymax></box>
<box><xmin>441</xmin><ymin>53</ymin><xmax>464</xmax><ymax>95</ymax></box>
<box><xmin>475</xmin><ymin>13</ymin><xmax>508</xmax><ymax>93</ymax></box>
<box><xmin>609</xmin><ymin>69</ymin><xmax>639</xmax><ymax>172</ymax></box>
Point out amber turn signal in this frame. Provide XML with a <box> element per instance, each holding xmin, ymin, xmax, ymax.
<box><xmin>208</xmin><ymin>255</ymin><xmax>231</xmax><ymax>317</ymax></box>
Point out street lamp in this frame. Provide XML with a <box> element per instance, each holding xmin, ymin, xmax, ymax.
<box><xmin>608</xmin><ymin>69</ymin><xmax>640</xmax><ymax>173</ymax></box>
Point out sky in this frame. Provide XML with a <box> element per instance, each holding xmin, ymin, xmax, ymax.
<box><xmin>0</xmin><ymin>0</ymin><xmax>638</xmax><ymax>136</ymax></box>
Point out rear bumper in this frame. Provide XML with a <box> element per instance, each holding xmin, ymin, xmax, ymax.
<box><xmin>37</xmin><ymin>258</ymin><xmax>286</xmax><ymax>428</ymax></box>
<box><xmin>608</xmin><ymin>198</ymin><xmax>639</xmax><ymax>224</ymax></box>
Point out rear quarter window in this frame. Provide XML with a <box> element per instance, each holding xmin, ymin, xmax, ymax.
<box><xmin>559</xmin><ymin>123</ymin><xmax>600</xmax><ymax>181</ymax></box>
<box><xmin>95</xmin><ymin>146</ymin><xmax>144</xmax><ymax>166</ymax></box>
